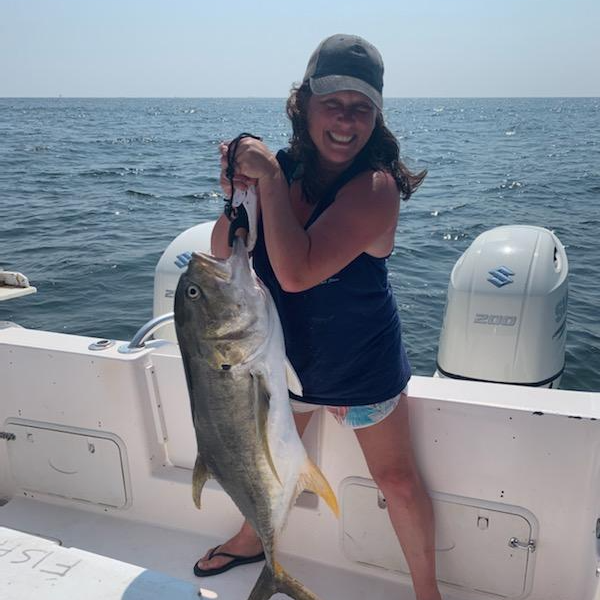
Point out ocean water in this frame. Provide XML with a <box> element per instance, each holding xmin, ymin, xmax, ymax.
<box><xmin>1</xmin><ymin>97</ymin><xmax>598</xmax><ymax>392</ymax></box>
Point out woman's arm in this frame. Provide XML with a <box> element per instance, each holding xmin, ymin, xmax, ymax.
<box><xmin>231</xmin><ymin>137</ymin><xmax>400</xmax><ymax>293</ymax></box>
<box><xmin>260</xmin><ymin>169</ymin><xmax>399</xmax><ymax>292</ymax></box>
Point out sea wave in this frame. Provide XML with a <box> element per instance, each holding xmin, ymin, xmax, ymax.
<box><xmin>1</xmin><ymin>97</ymin><xmax>598</xmax><ymax>391</ymax></box>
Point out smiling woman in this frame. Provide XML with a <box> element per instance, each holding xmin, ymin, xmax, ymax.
<box><xmin>307</xmin><ymin>91</ymin><xmax>377</xmax><ymax>170</ymax></box>
<box><xmin>201</xmin><ymin>34</ymin><xmax>441</xmax><ymax>600</ymax></box>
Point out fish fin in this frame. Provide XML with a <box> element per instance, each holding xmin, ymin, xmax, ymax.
<box><xmin>192</xmin><ymin>453</ymin><xmax>209</xmax><ymax>509</ymax></box>
<box><xmin>252</xmin><ymin>371</ymin><xmax>283</xmax><ymax>487</ymax></box>
<box><xmin>298</xmin><ymin>459</ymin><xmax>340</xmax><ymax>518</ymax></box>
<box><xmin>285</xmin><ymin>358</ymin><xmax>303</xmax><ymax>397</ymax></box>
<box><xmin>248</xmin><ymin>563</ymin><xmax>321</xmax><ymax>600</ymax></box>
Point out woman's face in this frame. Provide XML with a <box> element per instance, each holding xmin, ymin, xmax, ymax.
<box><xmin>306</xmin><ymin>90</ymin><xmax>377</xmax><ymax>172</ymax></box>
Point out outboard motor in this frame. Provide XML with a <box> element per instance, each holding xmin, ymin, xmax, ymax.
<box><xmin>153</xmin><ymin>221</ymin><xmax>215</xmax><ymax>343</ymax></box>
<box><xmin>436</xmin><ymin>225</ymin><xmax>568</xmax><ymax>388</ymax></box>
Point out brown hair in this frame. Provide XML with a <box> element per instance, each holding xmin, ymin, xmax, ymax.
<box><xmin>285</xmin><ymin>81</ymin><xmax>426</xmax><ymax>204</ymax></box>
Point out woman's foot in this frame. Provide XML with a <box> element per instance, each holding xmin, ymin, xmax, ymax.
<box><xmin>195</xmin><ymin>523</ymin><xmax>264</xmax><ymax>575</ymax></box>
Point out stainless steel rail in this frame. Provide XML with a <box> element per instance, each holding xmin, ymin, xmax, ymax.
<box><xmin>118</xmin><ymin>313</ymin><xmax>174</xmax><ymax>354</ymax></box>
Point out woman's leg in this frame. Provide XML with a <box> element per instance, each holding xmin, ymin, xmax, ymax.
<box><xmin>353</xmin><ymin>395</ymin><xmax>441</xmax><ymax>600</ymax></box>
<box><xmin>196</xmin><ymin>410</ymin><xmax>315</xmax><ymax>572</ymax></box>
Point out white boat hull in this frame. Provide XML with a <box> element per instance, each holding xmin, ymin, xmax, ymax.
<box><xmin>1</xmin><ymin>324</ymin><xmax>599</xmax><ymax>599</ymax></box>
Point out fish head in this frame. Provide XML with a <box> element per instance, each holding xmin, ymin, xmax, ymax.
<box><xmin>174</xmin><ymin>237</ymin><xmax>270</xmax><ymax>368</ymax></box>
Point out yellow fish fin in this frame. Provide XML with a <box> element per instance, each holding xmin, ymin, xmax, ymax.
<box><xmin>252</xmin><ymin>370</ymin><xmax>282</xmax><ymax>487</ymax></box>
<box><xmin>298</xmin><ymin>458</ymin><xmax>339</xmax><ymax>517</ymax></box>
<box><xmin>273</xmin><ymin>560</ymin><xmax>285</xmax><ymax>578</ymax></box>
<box><xmin>192</xmin><ymin>453</ymin><xmax>210</xmax><ymax>509</ymax></box>
<box><xmin>249</xmin><ymin>562</ymin><xmax>321</xmax><ymax>600</ymax></box>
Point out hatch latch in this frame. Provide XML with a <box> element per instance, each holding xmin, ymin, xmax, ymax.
<box><xmin>509</xmin><ymin>536</ymin><xmax>536</xmax><ymax>553</ymax></box>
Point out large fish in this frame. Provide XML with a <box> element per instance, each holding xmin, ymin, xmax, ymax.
<box><xmin>174</xmin><ymin>236</ymin><xmax>339</xmax><ymax>600</ymax></box>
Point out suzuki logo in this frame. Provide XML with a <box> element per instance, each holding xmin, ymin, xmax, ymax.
<box><xmin>174</xmin><ymin>252</ymin><xmax>193</xmax><ymax>269</ymax></box>
<box><xmin>488</xmin><ymin>266</ymin><xmax>515</xmax><ymax>288</ymax></box>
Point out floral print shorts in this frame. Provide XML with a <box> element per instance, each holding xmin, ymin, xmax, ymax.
<box><xmin>290</xmin><ymin>388</ymin><xmax>406</xmax><ymax>430</ymax></box>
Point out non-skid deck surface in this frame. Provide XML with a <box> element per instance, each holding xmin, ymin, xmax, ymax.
<box><xmin>0</xmin><ymin>497</ymin><xmax>463</xmax><ymax>600</ymax></box>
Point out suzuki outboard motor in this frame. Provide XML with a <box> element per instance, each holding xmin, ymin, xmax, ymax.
<box><xmin>154</xmin><ymin>221</ymin><xmax>215</xmax><ymax>343</ymax></box>
<box><xmin>436</xmin><ymin>225</ymin><xmax>568</xmax><ymax>388</ymax></box>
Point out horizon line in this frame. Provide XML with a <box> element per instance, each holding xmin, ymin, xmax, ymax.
<box><xmin>1</xmin><ymin>95</ymin><xmax>599</xmax><ymax>100</ymax></box>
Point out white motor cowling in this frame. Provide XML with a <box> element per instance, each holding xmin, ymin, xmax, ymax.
<box><xmin>153</xmin><ymin>221</ymin><xmax>216</xmax><ymax>343</ymax></box>
<box><xmin>436</xmin><ymin>225</ymin><xmax>568</xmax><ymax>388</ymax></box>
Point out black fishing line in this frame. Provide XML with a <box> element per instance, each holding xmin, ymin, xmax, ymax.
<box><xmin>224</xmin><ymin>132</ymin><xmax>262</xmax><ymax>246</ymax></box>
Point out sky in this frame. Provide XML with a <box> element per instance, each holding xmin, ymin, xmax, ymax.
<box><xmin>1</xmin><ymin>0</ymin><xmax>599</xmax><ymax>98</ymax></box>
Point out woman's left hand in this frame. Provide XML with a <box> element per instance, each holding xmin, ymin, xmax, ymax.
<box><xmin>229</xmin><ymin>137</ymin><xmax>280</xmax><ymax>182</ymax></box>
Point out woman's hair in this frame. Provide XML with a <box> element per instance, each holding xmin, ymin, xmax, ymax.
<box><xmin>285</xmin><ymin>81</ymin><xmax>427</xmax><ymax>204</ymax></box>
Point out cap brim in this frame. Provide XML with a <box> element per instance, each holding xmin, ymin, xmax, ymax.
<box><xmin>309</xmin><ymin>75</ymin><xmax>383</xmax><ymax>111</ymax></box>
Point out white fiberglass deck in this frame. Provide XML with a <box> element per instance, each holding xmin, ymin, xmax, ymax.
<box><xmin>0</xmin><ymin>497</ymin><xmax>444</xmax><ymax>600</ymax></box>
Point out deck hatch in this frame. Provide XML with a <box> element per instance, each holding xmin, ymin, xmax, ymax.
<box><xmin>340</xmin><ymin>478</ymin><xmax>536</xmax><ymax>598</ymax></box>
<box><xmin>5</xmin><ymin>421</ymin><xmax>128</xmax><ymax>508</ymax></box>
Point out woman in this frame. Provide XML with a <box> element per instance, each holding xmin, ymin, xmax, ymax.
<box><xmin>199</xmin><ymin>34</ymin><xmax>441</xmax><ymax>600</ymax></box>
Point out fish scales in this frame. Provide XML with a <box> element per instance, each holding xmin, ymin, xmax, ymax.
<box><xmin>174</xmin><ymin>238</ymin><xmax>339</xmax><ymax>600</ymax></box>
<box><xmin>194</xmin><ymin>374</ymin><xmax>278</xmax><ymax>535</ymax></box>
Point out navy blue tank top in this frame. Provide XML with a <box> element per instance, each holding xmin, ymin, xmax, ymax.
<box><xmin>252</xmin><ymin>149</ymin><xmax>411</xmax><ymax>406</ymax></box>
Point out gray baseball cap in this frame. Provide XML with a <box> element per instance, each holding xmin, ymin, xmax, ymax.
<box><xmin>303</xmin><ymin>34</ymin><xmax>384</xmax><ymax>110</ymax></box>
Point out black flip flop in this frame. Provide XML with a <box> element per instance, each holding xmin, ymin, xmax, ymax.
<box><xmin>193</xmin><ymin>545</ymin><xmax>266</xmax><ymax>577</ymax></box>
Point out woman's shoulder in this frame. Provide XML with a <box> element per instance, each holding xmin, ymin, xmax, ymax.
<box><xmin>341</xmin><ymin>168</ymin><xmax>399</xmax><ymax>204</ymax></box>
<box><xmin>310</xmin><ymin>167</ymin><xmax>398</xmax><ymax>260</ymax></box>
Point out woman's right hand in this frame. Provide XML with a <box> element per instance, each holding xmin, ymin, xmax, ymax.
<box><xmin>219</xmin><ymin>142</ymin><xmax>259</xmax><ymax>196</ymax></box>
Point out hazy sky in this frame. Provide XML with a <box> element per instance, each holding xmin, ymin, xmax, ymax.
<box><xmin>1</xmin><ymin>0</ymin><xmax>598</xmax><ymax>97</ymax></box>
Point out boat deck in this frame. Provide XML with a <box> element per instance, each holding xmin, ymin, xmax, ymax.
<box><xmin>3</xmin><ymin>326</ymin><xmax>600</xmax><ymax>599</ymax></box>
<box><xmin>1</xmin><ymin>496</ymin><xmax>453</xmax><ymax>600</ymax></box>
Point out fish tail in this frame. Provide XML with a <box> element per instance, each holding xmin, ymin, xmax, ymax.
<box><xmin>248</xmin><ymin>562</ymin><xmax>321</xmax><ymax>600</ymax></box>
<box><xmin>298</xmin><ymin>458</ymin><xmax>340</xmax><ymax>518</ymax></box>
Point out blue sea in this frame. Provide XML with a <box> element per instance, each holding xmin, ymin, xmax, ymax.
<box><xmin>1</xmin><ymin>98</ymin><xmax>599</xmax><ymax>391</ymax></box>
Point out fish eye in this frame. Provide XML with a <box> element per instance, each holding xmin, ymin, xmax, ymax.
<box><xmin>186</xmin><ymin>284</ymin><xmax>200</xmax><ymax>300</ymax></box>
